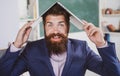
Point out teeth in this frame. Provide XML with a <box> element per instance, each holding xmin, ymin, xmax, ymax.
<box><xmin>54</xmin><ymin>36</ymin><xmax>59</xmax><ymax>39</ymax></box>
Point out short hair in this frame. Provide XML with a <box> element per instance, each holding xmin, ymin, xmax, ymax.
<box><xmin>42</xmin><ymin>3</ymin><xmax>71</xmax><ymax>32</ymax></box>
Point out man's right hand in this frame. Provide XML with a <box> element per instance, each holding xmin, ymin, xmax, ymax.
<box><xmin>14</xmin><ymin>22</ymin><xmax>33</xmax><ymax>48</ymax></box>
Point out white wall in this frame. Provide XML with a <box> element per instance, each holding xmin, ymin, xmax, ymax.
<box><xmin>0</xmin><ymin>0</ymin><xmax>19</xmax><ymax>49</ymax></box>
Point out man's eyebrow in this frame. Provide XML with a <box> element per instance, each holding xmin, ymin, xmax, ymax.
<box><xmin>46</xmin><ymin>22</ymin><xmax>52</xmax><ymax>24</ymax></box>
<box><xmin>59</xmin><ymin>21</ymin><xmax>65</xmax><ymax>23</ymax></box>
<box><xmin>46</xmin><ymin>21</ymin><xmax>65</xmax><ymax>24</ymax></box>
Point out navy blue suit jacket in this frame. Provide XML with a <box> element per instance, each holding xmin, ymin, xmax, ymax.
<box><xmin>0</xmin><ymin>39</ymin><xmax>120</xmax><ymax>76</ymax></box>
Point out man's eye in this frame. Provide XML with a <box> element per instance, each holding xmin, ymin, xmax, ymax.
<box><xmin>47</xmin><ymin>24</ymin><xmax>53</xmax><ymax>27</ymax></box>
<box><xmin>59</xmin><ymin>24</ymin><xmax>64</xmax><ymax>27</ymax></box>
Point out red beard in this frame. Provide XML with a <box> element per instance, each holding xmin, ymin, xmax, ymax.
<box><xmin>45</xmin><ymin>33</ymin><xmax>68</xmax><ymax>56</ymax></box>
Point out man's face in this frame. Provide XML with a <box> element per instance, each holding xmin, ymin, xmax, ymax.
<box><xmin>45</xmin><ymin>15</ymin><xmax>68</xmax><ymax>43</ymax></box>
<box><xmin>44</xmin><ymin>15</ymin><xmax>68</xmax><ymax>55</ymax></box>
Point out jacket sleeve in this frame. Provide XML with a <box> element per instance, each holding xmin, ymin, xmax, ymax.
<box><xmin>0</xmin><ymin>46</ymin><xmax>27</xmax><ymax>76</ymax></box>
<box><xmin>86</xmin><ymin>42</ymin><xmax>120</xmax><ymax>76</ymax></box>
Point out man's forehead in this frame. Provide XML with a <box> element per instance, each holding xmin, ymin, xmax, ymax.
<box><xmin>45</xmin><ymin>15</ymin><xmax>66</xmax><ymax>22</ymax></box>
<box><xmin>46</xmin><ymin>15</ymin><xmax>65</xmax><ymax>19</ymax></box>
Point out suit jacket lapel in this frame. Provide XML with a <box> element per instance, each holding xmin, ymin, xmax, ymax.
<box><xmin>41</xmin><ymin>39</ymin><xmax>55</xmax><ymax>76</ymax></box>
<box><xmin>44</xmin><ymin>57</ymin><xmax>55</xmax><ymax>76</ymax></box>
<box><xmin>62</xmin><ymin>40</ymin><xmax>74</xmax><ymax>76</ymax></box>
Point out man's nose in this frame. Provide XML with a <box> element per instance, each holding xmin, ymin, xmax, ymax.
<box><xmin>53</xmin><ymin>26</ymin><xmax>59</xmax><ymax>34</ymax></box>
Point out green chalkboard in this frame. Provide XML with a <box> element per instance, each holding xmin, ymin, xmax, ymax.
<box><xmin>38</xmin><ymin>0</ymin><xmax>99</xmax><ymax>37</ymax></box>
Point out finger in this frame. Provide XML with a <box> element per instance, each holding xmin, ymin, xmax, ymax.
<box><xmin>83</xmin><ymin>24</ymin><xmax>90</xmax><ymax>36</ymax></box>
<box><xmin>26</xmin><ymin>27</ymin><xmax>32</xmax><ymax>36</ymax></box>
<box><xmin>83</xmin><ymin>21</ymin><xmax>94</xmax><ymax>31</ymax></box>
<box><xmin>87</xmin><ymin>25</ymin><xmax>97</xmax><ymax>36</ymax></box>
<box><xmin>82</xmin><ymin>20</ymin><xmax>97</xmax><ymax>36</ymax></box>
<box><xmin>22</xmin><ymin>27</ymin><xmax>32</xmax><ymax>43</ymax></box>
<box><xmin>84</xmin><ymin>23</ymin><xmax>94</xmax><ymax>36</ymax></box>
<box><xmin>20</xmin><ymin>21</ymin><xmax>33</xmax><ymax>31</ymax></box>
<box><xmin>89</xmin><ymin>28</ymin><xmax>97</xmax><ymax>37</ymax></box>
<box><xmin>83</xmin><ymin>23</ymin><xmax>90</xmax><ymax>31</ymax></box>
<box><xmin>17</xmin><ymin>22</ymin><xmax>32</xmax><ymax>40</ymax></box>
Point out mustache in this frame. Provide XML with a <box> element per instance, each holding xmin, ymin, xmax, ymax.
<box><xmin>46</xmin><ymin>33</ymin><xmax>67</xmax><ymax>39</ymax></box>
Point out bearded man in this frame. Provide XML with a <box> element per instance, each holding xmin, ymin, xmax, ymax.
<box><xmin>0</xmin><ymin>3</ymin><xmax>120</xmax><ymax>76</ymax></box>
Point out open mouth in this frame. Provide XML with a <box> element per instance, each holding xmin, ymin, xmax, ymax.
<box><xmin>51</xmin><ymin>35</ymin><xmax>62</xmax><ymax>42</ymax></box>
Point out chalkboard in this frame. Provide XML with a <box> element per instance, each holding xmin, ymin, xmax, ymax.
<box><xmin>38</xmin><ymin>0</ymin><xmax>99</xmax><ymax>37</ymax></box>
